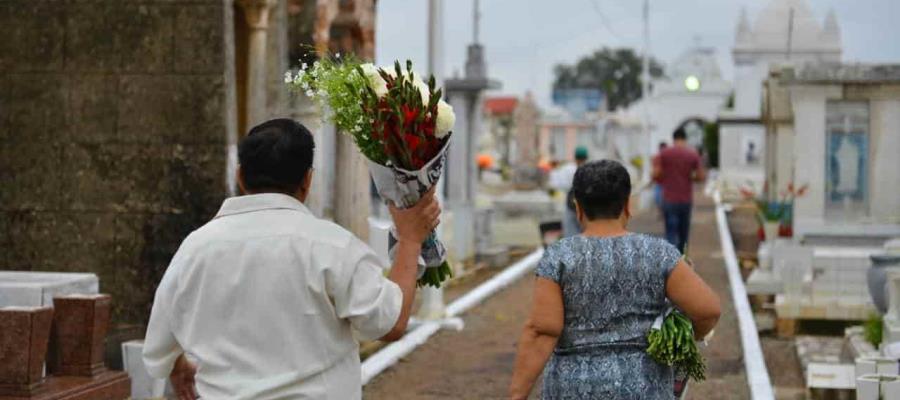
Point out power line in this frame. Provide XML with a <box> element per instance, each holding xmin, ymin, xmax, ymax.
<box><xmin>587</xmin><ymin>0</ymin><xmax>623</xmax><ymax>40</ymax></box>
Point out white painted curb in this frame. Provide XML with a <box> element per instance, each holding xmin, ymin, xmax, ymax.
<box><xmin>360</xmin><ymin>248</ymin><xmax>544</xmax><ymax>385</ymax></box>
<box><xmin>713</xmin><ymin>190</ymin><xmax>775</xmax><ymax>400</ymax></box>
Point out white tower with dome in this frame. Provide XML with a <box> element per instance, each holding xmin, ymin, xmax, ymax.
<box><xmin>719</xmin><ymin>0</ymin><xmax>842</xmax><ymax>187</ymax></box>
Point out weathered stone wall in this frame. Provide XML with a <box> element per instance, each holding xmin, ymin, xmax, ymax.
<box><xmin>0</xmin><ymin>1</ymin><xmax>235</xmax><ymax>327</ymax></box>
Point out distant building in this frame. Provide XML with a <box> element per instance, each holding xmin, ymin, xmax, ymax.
<box><xmin>538</xmin><ymin>107</ymin><xmax>599</xmax><ymax>163</ymax></box>
<box><xmin>483</xmin><ymin>96</ymin><xmax>519</xmax><ymax>167</ymax></box>
<box><xmin>552</xmin><ymin>88</ymin><xmax>605</xmax><ymax>119</ymax></box>
<box><xmin>719</xmin><ymin>0</ymin><xmax>842</xmax><ymax>187</ymax></box>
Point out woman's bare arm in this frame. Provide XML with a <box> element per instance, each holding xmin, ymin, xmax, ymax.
<box><xmin>509</xmin><ymin>277</ymin><xmax>564</xmax><ymax>400</ymax></box>
<box><xmin>666</xmin><ymin>260</ymin><xmax>721</xmax><ymax>339</ymax></box>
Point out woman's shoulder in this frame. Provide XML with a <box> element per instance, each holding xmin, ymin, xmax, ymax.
<box><xmin>625</xmin><ymin>232</ymin><xmax>672</xmax><ymax>248</ymax></box>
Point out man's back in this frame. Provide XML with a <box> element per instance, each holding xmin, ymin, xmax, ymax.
<box><xmin>656</xmin><ymin>145</ymin><xmax>702</xmax><ymax>204</ymax></box>
<box><xmin>143</xmin><ymin>194</ymin><xmax>401</xmax><ymax>399</ymax></box>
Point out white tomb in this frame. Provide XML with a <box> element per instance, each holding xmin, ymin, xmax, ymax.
<box><xmin>0</xmin><ymin>271</ymin><xmax>99</xmax><ymax>308</ymax></box>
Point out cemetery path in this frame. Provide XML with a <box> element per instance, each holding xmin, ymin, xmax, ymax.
<box><xmin>362</xmin><ymin>189</ymin><xmax>752</xmax><ymax>399</ymax></box>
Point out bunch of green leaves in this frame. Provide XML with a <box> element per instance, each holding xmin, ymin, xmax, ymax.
<box><xmin>288</xmin><ymin>55</ymin><xmax>387</xmax><ymax>164</ymax></box>
<box><xmin>647</xmin><ymin>310</ymin><xmax>706</xmax><ymax>381</ymax></box>
<box><xmin>864</xmin><ymin>313</ymin><xmax>884</xmax><ymax>347</ymax></box>
<box><xmin>418</xmin><ymin>260</ymin><xmax>453</xmax><ymax>288</ymax></box>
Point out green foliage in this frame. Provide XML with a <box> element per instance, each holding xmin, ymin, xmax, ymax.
<box><xmin>418</xmin><ymin>261</ymin><xmax>453</xmax><ymax>288</ymax></box>
<box><xmin>647</xmin><ymin>310</ymin><xmax>706</xmax><ymax>381</ymax></box>
<box><xmin>703</xmin><ymin>122</ymin><xmax>719</xmax><ymax>169</ymax></box>
<box><xmin>289</xmin><ymin>55</ymin><xmax>388</xmax><ymax>164</ymax></box>
<box><xmin>864</xmin><ymin>314</ymin><xmax>884</xmax><ymax>347</ymax></box>
<box><xmin>553</xmin><ymin>47</ymin><xmax>664</xmax><ymax>111</ymax></box>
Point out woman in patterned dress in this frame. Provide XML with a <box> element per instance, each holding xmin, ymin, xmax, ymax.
<box><xmin>509</xmin><ymin>160</ymin><xmax>721</xmax><ymax>399</ymax></box>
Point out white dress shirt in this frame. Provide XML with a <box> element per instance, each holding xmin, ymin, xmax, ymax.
<box><xmin>143</xmin><ymin>193</ymin><xmax>402</xmax><ymax>399</ymax></box>
<box><xmin>549</xmin><ymin>163</ymin><xmax>577</xmax><ymax>192</ymax></box>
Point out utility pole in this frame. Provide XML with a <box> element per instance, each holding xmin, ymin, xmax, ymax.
<box><xmin>641</xmin><ymin>0</ymin><xmax>652</xmax><ymax>182</ymax></box>
<box><xmin>419</xmin><ymin>0</ymin><xmax>446</xmax><ymax>320</ymax></box>
<box><xmin>786</xmin><ymin>7</ymin><xmax>795</xmax><ymax>60</ymax></box>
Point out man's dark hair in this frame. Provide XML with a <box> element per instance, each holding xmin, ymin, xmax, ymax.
<box><xmin>673</xmin><ymin>127</ymin><xmax>687</xmax><ymax>140</ymax></box>
<box><xmin>238</xmin><ymin>118</ymin><xmax>315</xmax><ymax>194</ymax></box>
<box><xmin>572</xmin><ymin>160</ymin><xmax>632</xmax><ymax>220</ymax></box>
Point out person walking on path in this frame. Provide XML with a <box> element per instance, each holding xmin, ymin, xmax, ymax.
<box><xmin>509</xmin><ymin>160</ymin><xmax>721</xmax><ymax>399</ymax></box>
<box><xmin>653</xmin><ymin>142</ymin><xmax>668</xmax><ymax>220</ymax></box>
<box><xmin>142</xmin><ymin>119</ymin><xmax>440</xmax><ymax>400</ymax></box>
<box><xmin>653</xmin><ymin>128</ymin><xmax>706</xmax><ymax>254</ymax></box>
<box><xmin>550</xmin><ymin>146</ymin><xmax>589</xmax><ymax>238</ymax></box>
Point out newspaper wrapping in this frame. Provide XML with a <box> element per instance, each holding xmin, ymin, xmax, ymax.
<box><xmin>367</xmin><ymin>141</ymin><xmax>450</xmax><ymax>278</ymax></box>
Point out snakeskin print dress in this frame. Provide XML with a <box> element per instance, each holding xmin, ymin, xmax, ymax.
<box><xmin>536</xmin><ymin>234</ymin><xmax>682</xmax><ymax>399</ymax></box>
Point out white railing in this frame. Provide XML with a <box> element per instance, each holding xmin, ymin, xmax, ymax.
<box><xmin>713</xmin><ymin>189</ymin><xmax>775</xmax><ymax>400</ymax></box>
<box><xmin>361</xmin><ymin>248</ymin><xmax>544</xmax><ymax>385</ymax></box>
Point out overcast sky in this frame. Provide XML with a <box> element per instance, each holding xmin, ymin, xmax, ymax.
<box><xmin>376</xmin><ymin>0</ymin><xmax>900</xmax><ymax>107</ymax></box>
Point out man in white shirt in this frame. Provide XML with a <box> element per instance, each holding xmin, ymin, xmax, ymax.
<box><xmin>549</xmin><ymin>147</ymin><xmax>588</xmax><ymax>238</ymax></box>
<box><xmin>143</xmin><ymin>119</ymin><xmax>439</xmax><ymax>400</ymax></box>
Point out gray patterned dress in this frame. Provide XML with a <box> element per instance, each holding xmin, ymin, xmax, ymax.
<box><xmin>536</xmin><ymin>233</ymin><xmax>682</xmax><ymax>399</ymax></box>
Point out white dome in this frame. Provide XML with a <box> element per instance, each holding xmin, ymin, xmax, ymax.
<box><xmin>668</xmin><ymin>47</ymin><xmax>722</xmax><ymax>82</ymax></box>
<box><xmin>735</xmin><ymin>0</ymin><xmax>841</xmax><ymax>54</ymax></box>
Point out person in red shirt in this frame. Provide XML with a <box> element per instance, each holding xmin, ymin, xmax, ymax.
<box><xmin>652</xmin><ymin>128</ymin><xmax>706</xmax><ymax>254</ymax></box>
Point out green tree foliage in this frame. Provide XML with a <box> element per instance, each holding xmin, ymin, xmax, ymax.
<box><xmin>553</xmin><ymin>47</ymin><xmax>664</xmax><ymax>111</ymax></box>
<box><xmin>703</xmin><ymin>122</ymin><xmax>719</xmax><ymax>169</ymax></box>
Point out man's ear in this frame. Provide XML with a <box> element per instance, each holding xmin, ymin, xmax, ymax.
<box><xmin>624</xmin><ymin>196</ymin><xmax>633</xmax><ymax>219</ymax></box>
<box><xmin>574</xmin><ymin>200</ymin><xmax>584</xmax><ymax>224</ymax></box>
<box><xmin>297</xmin><ymin>168</ymin><xmax>314</xmax><ymax>202</ymax></box>
<box><xmin>236</xmin><ymin>166</ymin><xmax>247</xmax><ymax>195</ymax></box>
<box><xmin>304</xmin><ymin>169</ymin><xmax>314</xmax><ymax>193</ymax></box>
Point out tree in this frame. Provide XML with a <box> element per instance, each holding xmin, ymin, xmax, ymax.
<box><xmin>553</xmin><ymin>48</ymin><xmax>664</xmax><ymax>111</ymax></box>
<box><xmin>703</xmin><ymin>122</ymin><xmax>719</xmax><ymax>169</ymax></box>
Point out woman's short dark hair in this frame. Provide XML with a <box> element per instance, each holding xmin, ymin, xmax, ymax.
<box><xmin>572</xmin><ymin>160</ymin><xmax>631</xmax><ymax>220</ymax></box>
<box><xmin>238</xmin><ymin>118</ymin><xmax>315</xmax><ymax>194</ymax></box>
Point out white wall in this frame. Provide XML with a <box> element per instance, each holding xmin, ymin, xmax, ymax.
<box><xmin>719</xmin><ymin>123</ymin><xmax>766</xmax><ymax>185</ymax></box>
<box><xmin>870</xmin><ymin>99</ymin><xmax>900</xmax><ymax>221</ymax></box>
<box><xmin>790</xmin><ymin>85</ymin><xmax>840</xmax><ymax>224</ymax></box>
<box><xmin>647</xmin><ymin>93</ymin><xmax>729</xmax><ymax>153</ymax></box>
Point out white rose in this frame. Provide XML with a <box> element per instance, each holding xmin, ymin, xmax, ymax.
<box><xmin>360</xmin><ymin>63</ymin><xmax>389</xmax><ymax>98</ymax></box>
<box><xmin>414</xmin><ymin>79</ymin><xmax>430</xmax><ymax>104</ymax></box>
<box><xmin>435</xmin><ymin>100</ymin><xmax>455</xmax><ymax>139</ymax></box>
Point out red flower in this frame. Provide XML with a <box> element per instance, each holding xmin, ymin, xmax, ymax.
<box><xmin>402</xmin><ymin>105</ymin><xmax>419</xmax><ymax>125</ymax></box>
<box><xmin>405</xmin><ymin>133</ymin><xmax>421</xmax><ymax>153</ymax></box>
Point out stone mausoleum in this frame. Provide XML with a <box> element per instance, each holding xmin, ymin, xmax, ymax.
<box><xmin>1</xmin><ymin>0</ymin><xmax>377</xmax><ymax>345</ymax></box>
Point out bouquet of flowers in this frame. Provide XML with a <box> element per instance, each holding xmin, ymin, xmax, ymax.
<box><xmin>286</xmin><ymin>56</ymin><xmax>456</xmax><ymax>288</ymax></box>
<box><xmin>739</xmin><ymin>181</ymin><xmax>808</xmax><ymax>223</ymax></box>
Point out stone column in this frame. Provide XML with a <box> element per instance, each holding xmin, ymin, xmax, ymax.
<box><xmin>310</xmin><ymin>0</ymin><xmax>373</xmax><ymax>239</ymax></box>
<box><xmin>237</xmin><ymin>0</ymin><xmax>277</xmax><ymax>128</ymax></box>
<box><xmin>446</xmin><ymin>93</ymin><xmax>475</xmax><ymax>264</ymax></box>
<box><xmin>333</xmin><ymin>135</ymin><xmax>371</xmax><ymax>240</ymax></box>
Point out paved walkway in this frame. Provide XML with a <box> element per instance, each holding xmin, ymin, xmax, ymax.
<box><xmin>364</xmin><ymin>191</ymin><xmax>750</xmax><ymax>399</ymax></box>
